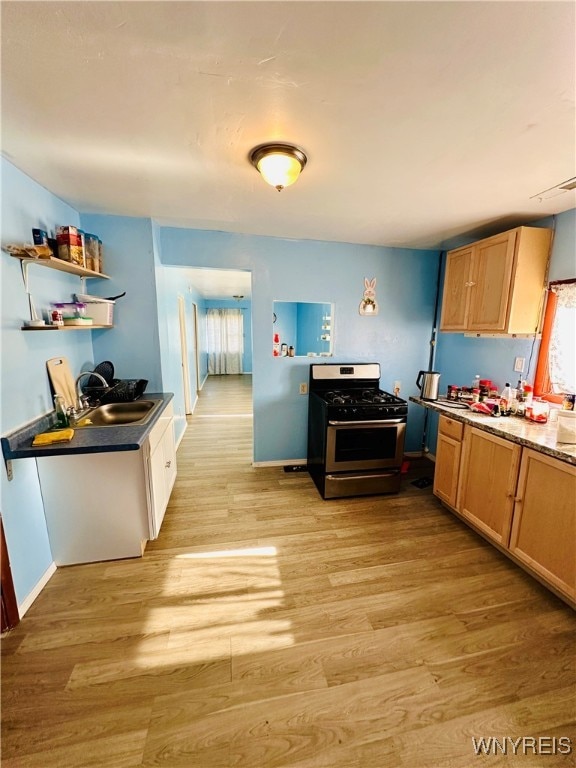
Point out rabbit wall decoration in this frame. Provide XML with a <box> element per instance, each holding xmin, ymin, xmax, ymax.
<box><xmin>359</xmin><ymin>277</ymin><xmax>379</xmax><ymax>316</ymax></box>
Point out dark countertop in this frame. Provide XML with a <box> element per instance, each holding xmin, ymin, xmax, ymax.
<box><xmin>1</xmin><ymin>393</ymin><xmax>174</xmax><ymax>460</ymax></box>
<box><xmin>410</xmin><ymin>396</ymin><xmax>576</xmax><ymax>466</ymax></box>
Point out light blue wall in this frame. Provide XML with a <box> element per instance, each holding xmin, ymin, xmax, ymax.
<box><xmin>0</xmin><ymin>158</ymin><xmax>92</xmax><ymax>605</ymax></box>
<box><xmin>297</xmin><ymin>302</ymin><xmax>330</xmax><ymax>356</ymax></box>
<box><xmin>79</xmin><ymin>214</ymin><xmax>163</xmax><ymax>389</ymax></box>
<box><xmin>204</xmin><ymin>299</ymin><xmax>253</xmax><ymax>373</ymax></box>
<box><xmin>428</xmin><ymin>209</ymin><xmax>576</xmax><ymax>452</ymax></box>
<box><xmin>158</xmin><ymin>227</ymin><xmax>441</xmax><ymax>462</ymax></box>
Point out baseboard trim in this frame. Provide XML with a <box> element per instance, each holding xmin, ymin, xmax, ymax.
<box><xmin>18</xmin><ymin>561</ymin><xmax>57</xmax><ymax>618</ymax></box>
<box><xmin>252</xmin><ymin>459</ymin><xmax>307</xmax><ymax>468</ymax></box>
<box><xmin>253</xmin><ymin>453</ymin><xmax>435</xmax><ymax>468</ymax></box>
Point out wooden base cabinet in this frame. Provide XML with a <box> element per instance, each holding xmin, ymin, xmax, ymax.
<box><xmin>457</xmin><ymin>427</ymin><xmax>521</xmax><ymax>547</ymax></box>
<box><xmin>509</xmin><ymin>449</ymin><xmax>576</xmax><ymax>603</ymax></box>
<box><xmin>433</xmin><ymin>415</ymin><xmax>464</xmax><ymax>508</ymax></box>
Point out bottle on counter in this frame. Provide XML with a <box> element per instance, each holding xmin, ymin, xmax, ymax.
<box><xmin>479</xmin><ymin>379</ymin><xmax>491</xmax><ymax>401</ymax></box>
<box><xmin>500</xmin><ymin>382</ymin><xmax>513</xmax><ymax>416</ymax></box>
<box><xmin>523</xmin><ymin>384</ymin><xmax>534</xmax><ymax>418</ymax></box>
<box><xmin>472</xmin><ymin>374</ymin><xmax>481</xmax><ymax>390</ymax></box>
<box><xmin>288</xmin><ymin>346</ymin><xmax>295</xmax><ymax>357</ymax></box>
<box><xmin>54</xmin><ymin>394</ymin><xmax>69</xmax><ymax>428</ymax></box>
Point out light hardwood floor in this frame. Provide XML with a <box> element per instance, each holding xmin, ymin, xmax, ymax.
<box><xmin>2</xmin><ymin>374</ymin><xmax>575</xmax><ymax>767</ymax></box>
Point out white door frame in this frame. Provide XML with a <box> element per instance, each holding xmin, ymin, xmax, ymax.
<box><xmin>191</xmin><ymin>302</ymin><xmax>201</xmax><ymax>392</ymax></box>
<box><xmin>178</xmin><ymin>295</ymin><xmax>192</xmax><ymax>414</ymax></box>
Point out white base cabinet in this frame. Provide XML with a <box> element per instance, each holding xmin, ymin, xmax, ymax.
<box><xmin>145</xmin><ymin>401</ymin><xmax>177</xmax><ymax>539</ymax></box>
<box><xmin>37</xmin><ymin>401</ymin><xmax>176</xmax><ymax>565</ymax></box>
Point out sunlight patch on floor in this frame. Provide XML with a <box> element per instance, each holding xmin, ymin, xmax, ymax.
<box><xmin>140</xmin><ymin>546</ymin><xmax>295</xmax><ymax>660</ymax></box>
<box><xmin>176</xmin><ymin>546</ymin><xmax>277</xmax><ymax>558</ymax></box>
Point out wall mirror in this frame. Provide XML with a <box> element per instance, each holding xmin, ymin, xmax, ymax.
<box><xmin>273</xmin><ymin>301</ymin><xmax>333</xmax><ymax>357</ymax></box>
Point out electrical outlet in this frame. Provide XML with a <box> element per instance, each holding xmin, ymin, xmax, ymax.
<box><xmin>299</xmin><ymin>383</ymin><xmax>308</xmax><ymax>395</ymax></box>
<box><xmin>514</xmin><ymin>357</ymin><xmax>525</xmax><ymax>373</ymax></box>
<box><xmin>393</xmin><ymin>380</ymin><xmax>401</xmax><ymax>396</ymax></box>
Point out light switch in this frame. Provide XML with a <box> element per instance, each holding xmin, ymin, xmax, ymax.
<box><xmin>514</xmin><ymin>357</ymin><xmax>525</xmax><ymax>373</ymax></box>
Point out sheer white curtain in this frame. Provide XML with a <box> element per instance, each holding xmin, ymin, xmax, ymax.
<box><xmin>206</xmin><ymin>309</ymin><xmax>244</xmax><ymax>374</ymax></box>
<box><xmin>549</xmin><ymin>282</ymin><xmax>576</xmax><ymax>394</ymax></box>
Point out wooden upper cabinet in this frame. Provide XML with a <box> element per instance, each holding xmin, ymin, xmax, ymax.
<box><xmin>440</xmin><ymin>226</ymin><xmax>552</xmax><ymax>334</ymax></box>
<box><xmin>439</xmin><ymin>246</ymin><xmax>474</xmax><ymax>331</ymax></box>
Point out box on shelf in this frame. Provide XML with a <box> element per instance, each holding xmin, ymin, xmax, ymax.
<box><xmin>56</xmin><ymin>225</ymin><xmax>84</xmax><ymax>267</ymax></box>
<box><xmin>74</xmin><ymin>294</ymin><xmax>114</xmax><ymax>326</ymax></box>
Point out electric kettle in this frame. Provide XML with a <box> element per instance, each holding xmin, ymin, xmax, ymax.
<box><xmin>416</xmin><ymin>370</ymin><xmax>441</xmax><ymax>401</ymax></box>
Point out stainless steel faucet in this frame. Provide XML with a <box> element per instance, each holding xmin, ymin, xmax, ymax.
<box><xmin>74</xmin><ymin>371</ymin><xmax>109</xmax><ymax>411</ymax></box>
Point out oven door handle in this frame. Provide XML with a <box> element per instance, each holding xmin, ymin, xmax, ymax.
<box><xmin>328</xmin><ymin>418</ymin><xmax>406</xmax><ymax>426</ymax></box>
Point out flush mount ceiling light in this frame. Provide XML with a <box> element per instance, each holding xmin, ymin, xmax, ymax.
<box><xmin>249</xmin><ymin>143</ymin><xmax>307</xmax><ymax>191</ymax></box>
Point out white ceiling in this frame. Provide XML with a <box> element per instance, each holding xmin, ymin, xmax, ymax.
<box><xmin>1</xmin><ymin>1</ymin><xmax>575</xmax><ymax>297</ymax></box>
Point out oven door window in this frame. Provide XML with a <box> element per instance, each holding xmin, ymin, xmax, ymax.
<box><xmin>326</xmin><ymin>422</ymin><xmax>405</xmax><ymax>472</ymax></box>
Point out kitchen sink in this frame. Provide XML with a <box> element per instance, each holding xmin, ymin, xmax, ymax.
<box><xmin>78</xmin><ymin>400</ymin><xmax>159</xmax><ymax>427</ymax></box>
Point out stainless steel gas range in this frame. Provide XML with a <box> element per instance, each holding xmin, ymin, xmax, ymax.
<box><xmin>307</xmin><ymin>363</ymin><xmax>408</xmax><ymax>499</ymax></box>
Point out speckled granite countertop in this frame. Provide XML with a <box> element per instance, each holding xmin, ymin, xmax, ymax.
<box><xmin>1</xmin><ymin>393</ymin><xmax>174</xmax><ymax>460</ymax></box>
<box><xmin>410</xmin><ymin>396</ymin><xmax>576</xmax><ymax>466</ymax></box>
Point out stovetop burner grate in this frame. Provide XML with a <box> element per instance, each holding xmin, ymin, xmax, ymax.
<box><xmin>322</xmin><ymin>388</ymin><xmax>403</xmax><ymax>406</ymax></box>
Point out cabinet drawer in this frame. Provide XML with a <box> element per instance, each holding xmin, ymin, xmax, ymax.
<box><xmin>439</xmin><ymin>415</ymin><xmax>463</xmax><ymax>442</ymax></box>
<box><xmin>148</xmin><ymin>401</ymin><xmax>174</xmax><ymax>452</ymax></box>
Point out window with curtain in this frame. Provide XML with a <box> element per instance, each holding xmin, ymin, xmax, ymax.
<box><xmin>206</xmin><ymin>308</ymin><xmax>244</xmax><ymax>375</ymax></box>
<box><xmin>534</xmin><ymin>280</ymin><xmax>576</xmax><ymax>401</ymax></box>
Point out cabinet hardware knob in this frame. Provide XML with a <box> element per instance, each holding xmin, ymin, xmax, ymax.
<box><xmin>165</xmin><ymin>461</ymin><xmax>171</xmax><ymax>468</ymax></box>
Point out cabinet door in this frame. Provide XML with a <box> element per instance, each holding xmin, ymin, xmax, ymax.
<box><xmin>149</xmin><ymin>438</ymin><xmax>167</xmax><ymax>538</ymax></box>
<box><xmin>468</xmin><ymin>232</ymin><xmax>516</xmax><ymax>331</ymax></box>
<box><xmin>439</xmin><ymin>246</ymin><xmax>473</xmax><ymax>330</ymax></box>
<box><xmin>509</xmin><ymin>450</ymin><xmax>576</xmax><ymax>602</ymax></box>
<box><xmin>433</xmin><ymin>432</ymin><xmax>461</xmax><ymax>509</ymax></box>
<box><xmin>458</xmin><ymin>427</ymin><xmax>521</xmax><ymax>546</ymax></box>
<box><xmin>161</xmin><ymin>417</ymin><xmax>177</xmax><ymax>500</ymax></box>
<box><xmin>147</xmin><ymin>417</ymin><xmax>177</xmax><ymax>539</ymax></box>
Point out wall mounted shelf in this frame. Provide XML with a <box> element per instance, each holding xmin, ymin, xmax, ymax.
<box><xmin>4</xmin><ymin>250</ymin><xmax>114</xmax><ymax>329</ymax></box>
<box><xmin>10</xmin><ymin>254</ymin><xmax>110</xmax><ymax>281</ymax></box>
<box><xmin>21</xmin><ymin>325</ymin><xmax>112</xmax><ymax>332</ymax></box>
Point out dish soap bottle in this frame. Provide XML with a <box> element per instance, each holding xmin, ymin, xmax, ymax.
<box><xmin>54</xmin><ymin>394</ymin><xmax>69</xmax><ymax>428</ymax></box>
